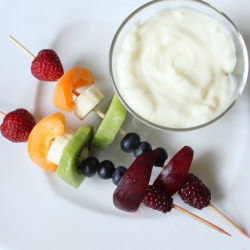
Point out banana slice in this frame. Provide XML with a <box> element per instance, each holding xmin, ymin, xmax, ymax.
<box><xmin>47</xmin><ymin>129</ymin><xmax>75</xmax><ymax>165</ymax></box>
<box><xmin>73</xmin><ymin>85</ymin><xmax>104</xmax><ymax>120</ymax></box>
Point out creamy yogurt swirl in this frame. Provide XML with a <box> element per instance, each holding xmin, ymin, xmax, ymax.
<box><xmin>117</xmin><ymin>9</ymin><xmax>236</xmax><ymax>128</ymax></box>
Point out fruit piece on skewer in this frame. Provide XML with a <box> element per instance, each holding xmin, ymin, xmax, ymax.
<box><xmin>56</xmin><ymin>126</ymin><xmax>94</xmax><ymax>188</ymax></box>
<box><xmin>0</xmin><ymin>109</ymin><xmax>36</xmax><ymax>142</ymax></box>
<box><xmin>153</xmin><ymin>146</ymin><xmax>193</xmax><ymax>196</ymax></box>
<box><xmin>78</xmin><ymin>156</ymin><xmax>101</xmax><ymax>178</ymax></box>
<box><xmin>91</xmin><ymin>94</ymin><xmax>127</xmax><ymax>150</ymax></box>
<box><xmin>53</xmin><ymin>67</ymin><xmax>95</xmax><ymax>112</ymax></box>
<box><xmin>143</xmin><ymin>185</ymin><xmax>173</xmax><ymax>213</ymax></box>
<box><xmin>112</xmin><ymin>166</ymin><xmax>127</xmax><ymax>185</ymax></box>
<box><xmin>120</xmin><ymin>132</ymin><xmax>141</xmax><ymax>153</ymax></box>
<box><xmin>31</xmin><ymin>49</ymin><xmax>64</xmax><ymax>81</ymax></box>
<box><xmin>178</xmin><ymin>173</ymin><xmax>250</xmax><ymax>238</ymax></box>
<box><xmin>113</xmin><ymin>150</ymin><xmax>158</xmax><ymax>212</ymax></box>
<box><xmin>178</xmin><ymin>173</ymin><xmax>211</xmax><ymax>210</ymax></box>
<box><xmin>133</xmin><ymin>141</ymin><xmax>152</xmax><ymax>158</ymax></box>
<box><xmin>27</xmin><ymin>112</ymin><xmax>66</xmax><ymax>172</ymax></box>
<box><xmin>47</xmin><ymin>129</ymin><xmax>75</xmax><ymax>165</ymax></box>
<box><xmin>154</xmin><ymin>147</ymin><xmax>168</xmax><ymax>167</ymax></box>
<box><xmin>98</xmin><ymin>160</ymin><xmax>116</xmax><ymax>179</ymax></box>
<box><xmin>9</xmin><ymin>36</ymin><xmax>64</xmax><ymax>81</ymax></box>
<box><xmin>73</xmin><ymin>85</ymin><xmax>104</xmax><ymax>120</ymax></box>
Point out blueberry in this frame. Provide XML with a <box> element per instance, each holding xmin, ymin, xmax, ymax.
<box><xmin>79</xmin><ymin>156</ymin><xmax>100</xmax><ymax>177</ymax></box>
<box><xmin>98</xmin><ymin>160</ymin><xmax>116</xmax><ymax>179</ymax></box>
<box><xmin>120</xmin><ymin>132</ymin><xmax>141</xmax><ymax>153</ymax></box>
<box><xmin>112</xmin><ymin>166</ymin><xmax>127</xmax><ymax>185</ymax></box>
<box><xmin>154</xmin><ymin>147</ymin><xmax>168</xmax><ymax>167</ymax></box>
<box><xmin>133</xmin><ymin>141</ymin><xmax>152</xmax><ymax>158</ymax></box>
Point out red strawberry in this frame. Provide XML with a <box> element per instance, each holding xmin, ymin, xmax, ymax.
<box><xmin>0</xmin><ymin>109</ymin><xmax>36</xmax><ymax>142</ymax></box>
<box><xmin>31</xmin><ymin>49</ymin><xmax>64</xmax><ymax>81</ymax></box>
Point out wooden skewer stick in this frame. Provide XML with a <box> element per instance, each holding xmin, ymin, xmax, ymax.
<box><xmin>209</xmin><ymin>204</ymin><xmax>250</xmax><ymax>238</ymax></box>
<box><xmin>8</xmin><ymin>36</ymin><xmax>35</xmax><ymax>59</ymax></box>
<box><xmin>173</xmin><ymin>204</ymin><xmax>230</xmax><ymax>236</ymax></box>
<box><xmin>0</xmin><ymin>111</ymin><xmax>6</xmax><ymax>117</ymax></box>
<box><xmin>7</xmin><ymin>35</ymin><xmax>236</xmax><ymax>236</ymax></box>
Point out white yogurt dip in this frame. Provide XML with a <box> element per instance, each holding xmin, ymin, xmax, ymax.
<box><xmin>117</xmin><ymin>9</ymin><xmax>236</xmax><ymax>128</ymax></box>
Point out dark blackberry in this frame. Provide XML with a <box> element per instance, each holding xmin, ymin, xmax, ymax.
<box><xmin>143</xmin><ymin>185</ymin><xmax>173</xmax><ymax>213</ymax></box>
<box><xmin>178</xmin><ymin>173</ymin><xmax>211</xmax><ymax>210</ymax></box>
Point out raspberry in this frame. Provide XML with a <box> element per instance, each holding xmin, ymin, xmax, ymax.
<box><xmin>0</xmin><ymin>109</ymin><xmax>36</xmax><ymax>142</ymax></box>
<box><xmin>31</xmin><ymin>49</ymin><xmax>64</xmax><ymax>81</ymax></box>
<box><xmin>178</xmin><ymin>173</ymin><xmax>211</xmax><ymax>210</ymax></box>
<box><xmin>143</xmin><ymin>185</ymin><xmax>173</xmax><ymax>213</ymax></box>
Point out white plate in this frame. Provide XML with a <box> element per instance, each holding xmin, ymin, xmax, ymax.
<box><xmin>0</xmin><ymin>0</ymin><xmax>249</xmax><ymax>249</ymax></box>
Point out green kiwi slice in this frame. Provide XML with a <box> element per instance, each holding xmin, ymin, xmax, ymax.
<box><xmin>56</xmin><ymin>126</ymin><xmax>94</xmax><ymax>188</ymax></box>
<box><xmin>91</xmin><ymin>94</ymin><xmax>127</xmax><ymax>150</ymax></box>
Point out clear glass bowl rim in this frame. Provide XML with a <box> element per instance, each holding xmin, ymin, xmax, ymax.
<box><xmin>109</xmin><ymin>0</ymin><xmax>249</xmax><ymax>132</ymax></box>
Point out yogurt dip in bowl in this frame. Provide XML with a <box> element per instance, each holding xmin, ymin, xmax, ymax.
<box><xmin>109</xmin><ymin>0</ymin><xmax>248</xmax><ymax>131</ymax></box>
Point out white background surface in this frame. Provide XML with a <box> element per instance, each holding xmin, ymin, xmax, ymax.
<box><xmin>0</xmin><ymin>0</ymin><xmax>249</xmax><ymax>249</ymax></box>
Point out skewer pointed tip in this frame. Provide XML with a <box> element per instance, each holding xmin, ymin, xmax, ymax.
<box><xmin>209</xmin><ymin>204</ymin><xmax>249</xmax><ymax>238</ymax></box>
<box><xmin>240</xmin><ymin>230</ymin><xmax>250</xmax><ymax>239</ymax></box>
<box><xmin>172</xmin><ymin>204</ymin><xmax>230</xmax><ymax>236</ymax></box>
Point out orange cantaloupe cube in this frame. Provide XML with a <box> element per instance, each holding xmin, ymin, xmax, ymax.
<box><xmin>27</xmin><ymin>112</ymin><xmax>66</xmax><ymax>172</ymax></box>
<box><xmin>53</xmin><ymin>67</ymin><xmax>94</xmax><ymax>112</ymax></box>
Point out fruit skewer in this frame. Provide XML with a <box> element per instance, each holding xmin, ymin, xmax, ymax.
<box><xmin>0</xmin><ymin>109</ymin><xmax>229</xmax><ymax>236</ymax></box>
<box><xmin>120</xmin><ymin>142</ymin><xmax>249</xmax><ymax>239</ymax></box>
<box><xmin>9</xmin><ymin>36</ymin><xmax>126</xmax><ymax>138</ymax></box>
<box><xmin>9</xmin><ymin>35</ymin><xmax>126</xmax><ymax>132</ymax></box>
<box><xmin>8</xmin><ymin>36</ymin><xmax>248</xmax><ymax>238</ymax></box>
<box><xmin>79</xmin><ymin>147</ymin><xmax>229</xmax><ymax>235</ymax></box>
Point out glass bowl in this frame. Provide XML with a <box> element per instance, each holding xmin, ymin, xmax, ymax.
<box><xmin>109</xmin><ymin>0</ymin><xmax>248</xmax><ymax>131</ymax></box>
